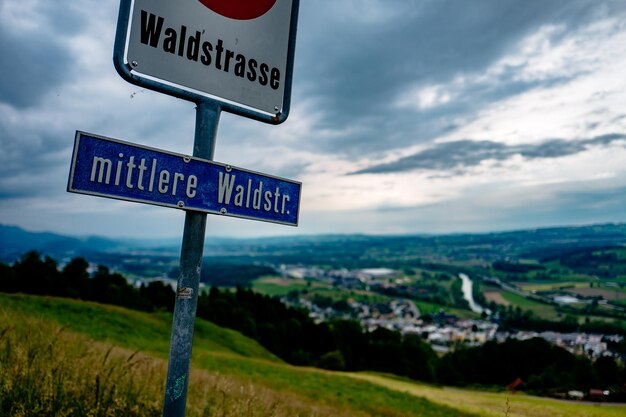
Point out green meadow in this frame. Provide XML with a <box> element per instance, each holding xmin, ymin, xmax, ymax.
<box><xmin>498</xmin><ymin>290</ymin><xmax>562</xmax><ymax>319</ymax></box>
<box><xmin>1</xmin><ymin>293</ymin><xmax>624</xmax><ymax>417</ymax></box>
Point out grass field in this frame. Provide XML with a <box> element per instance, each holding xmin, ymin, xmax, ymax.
<box><xmin>349</xmin><ymin>374</ymin><xmax>626</xmax><ymax>417</ymax></box>
<box><xmin>412</xmin><ymin>299</ymin><xmax>478</xmax><ymax>319</ymax></box>
<box><xmin>569</xmin><ymin>286</ymin><xmax>626</xmax><ymax>300</ymax></box>
<box><xmin>251</xmin><ymin>275</ymin><xmax>321</xmax><ymax>296</ymax></box>
<box><xmin>513</xmin><ymin>282</ymin><xmax>590</xmax><ymax>292</ymax></box>
<box><xmin>498</xmin><ymin>290</ymin><xmax>562</xmax><ymax>320</ymax></box>
<box><xmin>2</xmin><ymin>293</ymin><xmax>623</xmax><ymax>417</ymax></box>
<box><xmin>485</xmin><ymin>289</ymin><xmax>623</xmax><ymax>323</ymax></box>
<box><xmin>0</xmin><ymin>292</ymin><xmax>277</xmax><ymax>362</ymax></box>
<box><xmin>485</xmin><ymin>290</ymin><xmax>511</xmax><ymax>306</ymax></box>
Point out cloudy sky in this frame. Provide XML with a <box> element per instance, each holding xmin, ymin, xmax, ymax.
<box><xmin>1</xmin><ymin>0</ymin><xmax>626</xmax><ymax>239</ymax></box>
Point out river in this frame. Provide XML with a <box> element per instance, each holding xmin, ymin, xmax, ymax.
<box><xmin>458</xmin><ymin>273</ymin><xmax>486</xmax><ymax>314</ymax></box>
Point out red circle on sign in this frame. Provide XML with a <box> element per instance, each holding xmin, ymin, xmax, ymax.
<box><xmin>197</xmin><ymin>0</ymin><xmax>277</xmax><ymax>20</ymax></box>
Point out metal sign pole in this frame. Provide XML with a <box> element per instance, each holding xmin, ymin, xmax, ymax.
<box><xmin>162</xmin><ymin>99</ymin><xmax>220</xmax><ymax>417</ymax></box>
<box><xmin>107</xmin><ymin>2</ymin><xmax>300</xmax><ymax>415</ymax></box>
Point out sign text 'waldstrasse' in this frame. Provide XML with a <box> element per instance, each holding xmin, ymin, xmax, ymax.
<box><xmin>125</xmin><ymin>0</ymin><xmax>295</xmax><ymax>115</ymax></box>
<box><xmin>139</xmin><ymin>11</ymin><xmax>282</xmax><ymax>91</ymax></box>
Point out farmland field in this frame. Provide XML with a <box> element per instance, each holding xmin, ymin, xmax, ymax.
<box><xmin>569</xmin><ymin>287</ymin><xmax>626</xmax><ymax>301</ymax></box>
<box><xmin>483</xmin><ymin>288</ymin><xmax>624</xmax><ymax>324</ymax></box>
<box><xmin>485</xmin><ymin>290</ymin><xmax>510</xmax><ymax>306</ymax></box>
<box><xmin>513</xmin><ymin>282</ymin><xmax>590</xmax><ymax>292</ymax></box>
<box><xmin>252</xmin><ymin>276</ymin><xmax>313</xmax><ymax>295</ymax></box>
<box><xmin>412</xmin><ymin>299</ymin><xmax>478</xmax><ymax>319</ymax></box>
<box><xmin>498</xmin><ymin>290</ymin><xmax>561</xmax><ymax>320</ymax></box>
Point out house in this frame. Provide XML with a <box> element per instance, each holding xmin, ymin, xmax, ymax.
<box><xmin>588</xmin><ymin>389</ymin><xmax>610</xmax><ymax>401</ymax></box>
<box><xmin>506</xmin><ymin>377</ymin><xmax>524</xmax><ymax>392</ymax></box>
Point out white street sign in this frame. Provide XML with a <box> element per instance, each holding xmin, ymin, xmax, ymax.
<box><xmin>123</xmin><ymin>0</ymin><xmax>296</xmax><ymax>115</ymax></box>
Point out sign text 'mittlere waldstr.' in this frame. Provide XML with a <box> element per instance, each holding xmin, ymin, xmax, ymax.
<box><xmin>68</xmin><ymin>132</ymin><xmax>300</xmax><ymax>226</ymax></box>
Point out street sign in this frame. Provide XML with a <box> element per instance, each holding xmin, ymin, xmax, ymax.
<box><xmin>115</xmin><ymin>0</ymin><xmax>298</xmax><ymax>119</ymax></box>
<box><xmin>108</xmin><ymin>2</ymin><xmax>301</xmax><ymax>414</ymax></box>
<box><xmin>68</xmin><ymin>131</ymin><xmax>301</xmax><ymax>226</ymax></box>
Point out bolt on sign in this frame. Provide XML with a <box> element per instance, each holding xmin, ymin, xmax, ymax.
<box><xmin>119</xmin><ymin>0</ymin><xmax>297</xmax><ymax>117</ymax></box>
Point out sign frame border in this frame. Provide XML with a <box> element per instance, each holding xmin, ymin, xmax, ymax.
<box><xmin>67</xmin><ymin>130</ymin><xmax>301</xmax><ymax>226</ymax></box>
<box><xmin>113</xmin><ymin>0</ymin><xmax>300</xmax><ymax>124</ymax></box>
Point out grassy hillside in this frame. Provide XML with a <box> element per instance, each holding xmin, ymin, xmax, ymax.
<box><xmin>2</xmin><ymin>293</ymin><xmax>624</xmax><ymax>416</ymax></box>
<box><xmin>0</xmin><ymin>293</ymin><xmax>475</xmax><ymax>417</ymax></box>
<box><xmin>0</xmin><ymin>292</ymin><xmax>277</xmax><ymax>362</ymax></box>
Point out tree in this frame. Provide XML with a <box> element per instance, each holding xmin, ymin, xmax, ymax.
<box><xmin>12</xmin><ymin>251</ymin><xmax>59</xmax><ymax>295</ymax></box>
<box><xmin>0</xmin><ymin>261</ymin><xmax>16</xmax><ymax>292</ymax></box>
<box><xmin>593</xmin><ymin>356</ymin><xmax>622</xmax><ymax>386</ymax></box>
<box><xmin>318</xmin><ymin>350</ymin><xmax>346</xmax><ymax>371</ymax></box>
<box><xmin>139</xmin><ymin>280</ymin><xmax>175</xmax><ymax>311</ymax></box>
<box><xmin>60</xmin><ymin>257</ymin><xmax>89</xmax><ymax>298</ymax></box>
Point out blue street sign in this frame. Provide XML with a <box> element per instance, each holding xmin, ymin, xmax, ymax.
<box><xmin>68</xmin><ymin>131</ymin><xmax>301</xmax><ymax>226</ymax></box>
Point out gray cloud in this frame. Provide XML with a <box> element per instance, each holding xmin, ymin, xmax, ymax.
<box><xmin>0</xmin><ymin>126</ymin><xmax>70</xmax><ymax>198</ymax></box>
<box><xmin>2</xmin><ymin>0</ymin><xmax>626</xmax><ymax>238</ymax></box>
<box><xmin>555</xmin><ymin>185</ymin><xmax>626</xmax><ymax>220</ymax></box>
<box><xmin>292</xmin><ymin>0</ymin><xmax>620</xmax><ymax>156</ymax></box>
<box><xmin>352</xmin><ymin>134</ymin><xmax>626</xmax><ymax>174</ymax></box>
<box><xmin>0</xmin><ymin>28</ymin><xmax>72</xmax><ymax>108</ymax></box>
<box><xmin>0</xmin><ymin>6</ymin><xmax>83</xmax><ymax>109</ymax></box>
<box><xmin>356</xmin><ymin>181</ymin><xmax>626</xmax><ymax>234</ymax></box>
<box><xmin>298</xmin><ymin>182</ymin><xmax>626</xmax><ymax>236</ymax></box>
<box><xmin>0</xmin><ymin>0</ymin><xmax>95</xmax><ymax>108</ymax></box>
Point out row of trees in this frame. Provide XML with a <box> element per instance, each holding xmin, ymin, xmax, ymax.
<box><xmin>0</xmin><ymin>251</ymin><xmax>174</xmax><ymax>312</ymax></box>
<box><xmin>1</xmin><ymin>251</ymin><xmax>624</xmax><ymax>397</ymax></box>
<box><xmin>440</xmin><ymin>338</ymin><xmax>624</xmax><ymax>394</ymax></box>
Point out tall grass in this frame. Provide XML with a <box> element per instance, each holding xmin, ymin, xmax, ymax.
<box><xmin>0</xmin><ymin>309</ymin><xmax>368</xmax><ymax>417</ymax></box>
<box><xmin>0</xmin><ymin>311</ymin><xmax>161</xmax><ymax>416</ymax></box>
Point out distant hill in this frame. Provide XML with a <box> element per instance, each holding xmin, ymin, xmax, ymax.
<box><xmin>0</xmin><ymin>224</ymin><xmax>123</xmax><ymax>260</ymax></box>
<box><xmin>0</xmin><ymin>224</ymin><xmax>246</xmax><ymax>262</ymax></box>
<box><xmin>2</xmin><ymin>222</ymin><xmax>626</xmax><ymax>270</ymax></box>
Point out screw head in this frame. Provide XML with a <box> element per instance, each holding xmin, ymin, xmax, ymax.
<box><xmin>131</xmin><ymin>60</ymin><xmax>138</xmax><ymax>67</ymax></box>
<box><xmin>225</xmin><ymin>165</ymin><xmax>232</xmax><ymax>172</ymax></box>
<box><xmin>177</xmin><ymin>201</ymin><xmax>185</xmax><ymax>208</ymax></box>
<box><xmin>220</xmin><ymin>208</ymin><xmax>227</xmax><ymax>214</ymax></box>
<box><xmin>274</xmin><ymin>106</ymin><xmax>279</xmax><ymax>112</ymax></box>
<box><xmin>183</xmin><ymin>156</ymin><xmax>191</xmax><ymax>163</ymax></box>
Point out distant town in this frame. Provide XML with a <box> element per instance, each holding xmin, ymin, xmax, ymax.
<box><xmin>279</xmin><ymin>265</ymin><xmax>624</xmax><ymax>359</ymax></box>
